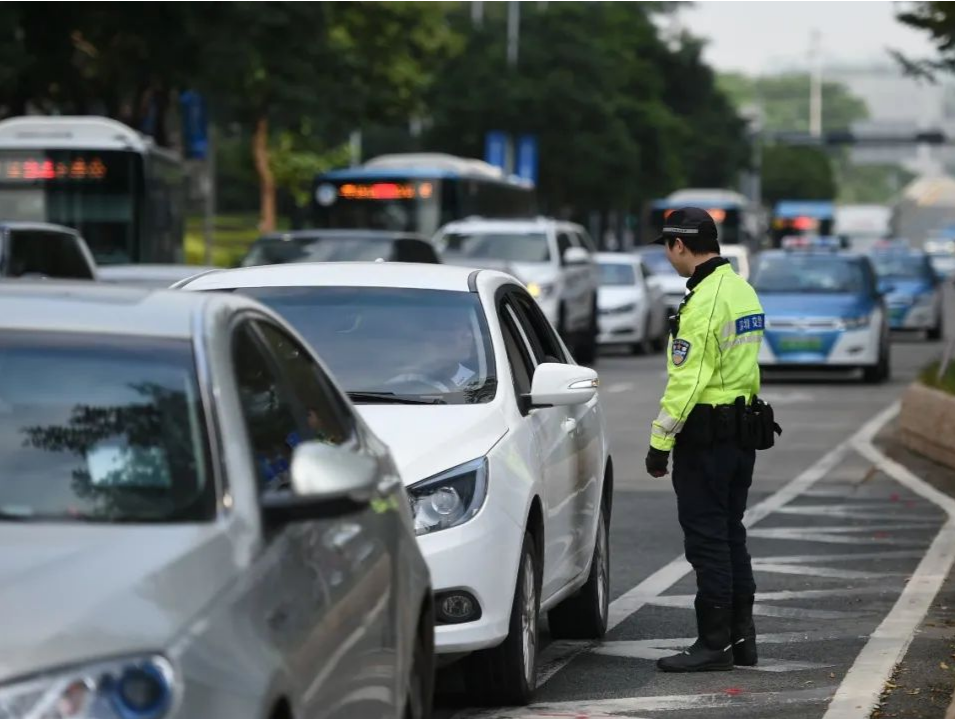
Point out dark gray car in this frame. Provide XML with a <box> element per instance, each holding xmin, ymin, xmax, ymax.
<box><xmin>0</xmin><ymin>221</ymin><xmax>97</xmax><ymax>280</ymax></box>
<box><xmin>0</xmin><ymin>283</ymin><xmax>433</xmax><ymax>719</ymax></box>
<box><xmin>241</xmin><ymin>230</ymin><xmax>441</xmax><ymax>267</ymax></box>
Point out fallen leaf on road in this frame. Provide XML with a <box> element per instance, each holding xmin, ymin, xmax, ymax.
<box><xmin>941</xmin><ymin>661</ymin><xmax>950</xmax><ymax>670</ymax></box>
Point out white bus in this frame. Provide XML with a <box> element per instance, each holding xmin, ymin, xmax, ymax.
<box><xmin>0</xmin><ymin>116</ymin><xmax>185</xmax><ymax>264</ymax></box>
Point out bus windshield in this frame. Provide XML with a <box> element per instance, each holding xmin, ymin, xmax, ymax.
<box><xmin>0</xmin><ymin>149</ymin><xmax>140</xmax><ymax>264</ymax></box>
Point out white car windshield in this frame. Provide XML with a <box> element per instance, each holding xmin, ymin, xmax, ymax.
<box><xmin>870</xmin><ymin>253</ymin><xmax>933</xmax><ymax>281</ymax></box>
<box><xmin>237</xmin><ymin>287</ymin><xmax>497</xmax><ymax>405</ymax></box>
<box><xmin>439</xmin><ymin>231</ymin><xmax>551</xmax><ymax>263</ymax></box>
<box><xmin>638</xmin><ymin>250</ymin><xmax>677</xmax><ymax>275</ymax></box>
<box><xmin>0</xmin><ymin>332</ymin><xmax>213</xmax><ymax>524</ymax></box>
<box><xmin>599</xmin><ymin>263</ymin><xmax>635</xmax><ymax>286</ymax></box>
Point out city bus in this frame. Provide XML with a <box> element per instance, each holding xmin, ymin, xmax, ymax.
<box><xmin>0</xmin><ymin>116</ymin><xmax>185</xmax><ymax>264</ymax></box>
<box><xmin>644</xmin><ymin>188</ymin><xmax>762</xmax><ymax>248</ymax></box>
<box><xmin>770</xmin><ymin>200</ymin><xmax>835</xmax><ymax>247</ymax></box>
<box><xmin>312</xmin><ymin>153</ymin><xmax>536</xmax><ymax>238</ymax></box>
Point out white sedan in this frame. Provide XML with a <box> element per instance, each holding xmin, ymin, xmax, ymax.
<box><xmin>596</xmin><ymin>252</ymin><xmax>669</xmax><ymax>354</ymax></box>
<box><xmin>178</xmin><ymin>263</ymin><xmax>614</xmax><ymax>706</ymax></box>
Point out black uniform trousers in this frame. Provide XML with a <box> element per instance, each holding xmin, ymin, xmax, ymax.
<box><xmin>672</xmin><ymin>438</ymin><xmax>757</xmax><ymax>605</ymax></box>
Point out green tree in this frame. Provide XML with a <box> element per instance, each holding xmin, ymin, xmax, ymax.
<box><xmin>719</xmin><ymin>72</ymin><xmax>869</xmax><ymax>134</ymax></box>
<box><xmin>761</xmin><ymin>145</ymin><xmax>836</xmax><ymax>205</ymax></box>
<box><xmin>896</xmin><ymin>2</ymin><xmax>955</xmax><ymax>77</ymax></box>
<box><xmin>425</xmin><ymin>3</ymin><xmax>746</xmax><ymax>224</ymax></box>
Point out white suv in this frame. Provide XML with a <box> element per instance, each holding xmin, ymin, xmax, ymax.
<box><xmin>435</xmin><ymin>217</ymin><xmax>600</xmax><ymax>364</ymax></box>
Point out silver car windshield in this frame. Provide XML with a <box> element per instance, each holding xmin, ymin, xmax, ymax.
<box><xmin>0</xmin><ymin>332</ymin><xmax>214</xmax><ymax>523</ymax></box>
<box><xmin>236</xmin><ymin>287</ymin><xmax>497</xmax><ymax>404</ymax></box>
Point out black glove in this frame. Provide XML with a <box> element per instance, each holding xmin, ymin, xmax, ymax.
<box><xmin>646</xmin><ymin>447</ymin><xmax>669</xmax><ymax>478</ymax></box>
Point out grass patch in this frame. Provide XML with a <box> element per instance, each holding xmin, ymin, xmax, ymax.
<box><xmin>919</xmin><ymin>358</ymin><xmax>955</xmax><ymax>396</ymax></box>
<box><xmin>183</xmin><ymin>213</ymin><xmax>289</xmax><ymax>267</ymax></box>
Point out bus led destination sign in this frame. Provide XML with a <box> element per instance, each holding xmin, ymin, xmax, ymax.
<box><xmin>0</xmin><ymin>156</ymin><xmax>109</xmax><ymax>182</ymax></box>
<box><xmin>337</xmin><ymin>181</ymin><xmax>433</xmax><ymax>201</ymax></box>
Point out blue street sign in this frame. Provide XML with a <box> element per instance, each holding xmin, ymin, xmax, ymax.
<box><xmin>485</xmin><ymin>131</ymin><xmax>508</xmax><ymax>171</ymax></box>
<box><xmin>516</xmin><ymin>134</ymin><xmax>538</xmax><ymax>184</ymax></box>
<box><xmin>180</xmin><ymin>90</ymin><xmax>209</xmax><ymax>160</ymax></box>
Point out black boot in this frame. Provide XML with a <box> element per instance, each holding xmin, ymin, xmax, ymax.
<box><xmin>657</xmin><ymin>599</ymin><xmax>734</xmax><ymax>673</ymax></box>
<box><xmin>732</xmin><ymin>594</ymin><xmax>758</xmax><ymax>666</ymax></box>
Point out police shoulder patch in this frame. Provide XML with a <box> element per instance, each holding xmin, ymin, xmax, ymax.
<box><xmin>671</xmin><ymin>338</ymin><xmax>691</xmax><ymax>366</ymax></box>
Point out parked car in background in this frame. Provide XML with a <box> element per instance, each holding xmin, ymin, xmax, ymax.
<box><xmin>0</xmin><ymin>221</ymin><xmax>96</xmax><ymax>280</ymax></box>
<box><xmin>721</xmin><ymin>244</ymin><xmax>752</xmax><ymax>281</ymax></box>
<box><xmin>595</xmin><ymin>252</ymin><xmax>668</xmax><ymax>354</ymax></box>
<box><xmin>97</xmin><ymin>263</ymin><xmax>218</xmax><ymax>288</ymax></box>
<box><xmin>0</xmin><ymin>283</ymin><xmax>433</xmax><ymax>719</ymax></box>
<box><xmin>925</xmin><ymin>239</ymin><xmax>955</xmax><ymax>281</ymax></box>
<box><xmin>241</xmin><ymin>229</ymin><xmax>441</xmax><ymax>267</ymax></box>
<box><xmin>435</xmin><ymin>217</ymin><xmax>600</xmax><ymax>364</ymax></box>
<box><xmin>179</xmin><ymin>262</ymin><xmax>613</xmax><ymax>707</ymax></box>
<box><xmin>634</xmin><ymin>245</ymin><xmax>686</xmax><ymax>315</ymax></box>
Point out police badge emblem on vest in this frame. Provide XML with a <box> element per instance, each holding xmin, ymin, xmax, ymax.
<box><xmin>672</xmin><ymin>338</ymin><xmax>691</xmax><ymax>366</ymax></box>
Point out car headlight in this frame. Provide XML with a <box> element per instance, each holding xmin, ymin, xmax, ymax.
<box><xmin>408</xmin><ymin>457</ymin><xmax>488</xmax><ymax>536</ymax></box>
<box><xmin>527</xmin><ymin>282</ymin><xmax>555</xmax><ymax>299</ymax></box>
<box><xmin>842</xmin><ymin>314</ymin><xmax>871</xmax><ymax>330</ymax></box>
<box><xmin>0</xmin><ymin>655</ymin><xmax>177</xmax><ymax>719</ymax></box>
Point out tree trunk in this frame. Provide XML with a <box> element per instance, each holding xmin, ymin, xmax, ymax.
<box><xmin>253</xmin><ymin>114</ymin><xmax>276</xmax><ymax>233</ymax></box>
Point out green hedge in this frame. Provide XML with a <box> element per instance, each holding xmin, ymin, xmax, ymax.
<box><xmin>920</xmin><ymin>358</ymin><xmax>955</xmax><ymax>396</ymax></box>
<box><xmin>183</xmin><ymin>214</ymin><xmax>289</xmax><ymax>267</ymax></box>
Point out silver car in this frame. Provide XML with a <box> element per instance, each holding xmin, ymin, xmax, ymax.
<box><xmin>0</xmin><ymin>283</ymin><xmax>433</xmax><ymax>719</ymax></box>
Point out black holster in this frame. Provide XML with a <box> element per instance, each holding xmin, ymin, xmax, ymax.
<box><xmin>736</xmin><ymin>395</ymin><xmax>782</xmax><ymax>450</ymax></box>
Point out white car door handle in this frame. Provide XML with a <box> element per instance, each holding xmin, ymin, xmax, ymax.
<box><xmin>562</xmin><ymin>418</ymin><xmax>578</xmax><ymax>435</ymax></box>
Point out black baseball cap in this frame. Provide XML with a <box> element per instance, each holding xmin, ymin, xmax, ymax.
<box><xmin>654</xmin><ymin>207</ymin><xmax>719</xmax><ymax>246</ymax></box>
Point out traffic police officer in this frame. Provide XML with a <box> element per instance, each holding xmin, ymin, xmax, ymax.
<box><xmin>645</xmin><ymin>207</ymin><xmax>767</xmax><ymax>673</ymax></box>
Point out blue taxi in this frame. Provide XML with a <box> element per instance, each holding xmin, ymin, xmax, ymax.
<box><xmin>751</xmin><ymin>237</ymin><xmax>890</xmax><ymax>383</ymax></box>
<box><xmin>869</xmin><ymin>243</ymin><xmax>944</xmax><ymax>340</ymax></box>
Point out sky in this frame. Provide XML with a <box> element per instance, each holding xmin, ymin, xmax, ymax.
<box><xmin>676</xmin><ymin>1</ymin><xmax>937</xmax><ymax>76</ymax></box>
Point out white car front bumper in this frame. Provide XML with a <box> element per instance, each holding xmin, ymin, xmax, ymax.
<box><xmin>598</xmin><ymin>309</ymin><xmax>641</xmax><ymax>345</ymax></box>
<box><xmin>418</xmin><ymin>501</ymin><xmax>525</xmax><ymax>654</ymax></box>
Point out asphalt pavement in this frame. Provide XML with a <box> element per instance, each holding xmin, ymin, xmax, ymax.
<box><xmin>436</xmin><ymin>290</ymin><xmax>955</xmax><ymax>719</ymax></box>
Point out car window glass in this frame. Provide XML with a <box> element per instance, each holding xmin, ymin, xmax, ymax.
<box><xmin>512</xmin><ymin>294</ymin><xmax>567</xmax><ymax>364</ymax></box>
<box><xmin>556</xmin><ymin>232</ymin><xmax>573</xmax><ymax>259</ymax></box>
<box><xmin>232</xmin><ymin>324</ymin><xmax>302</xmax><ymax>494</ymax></box>
<box><xmin>575</xmin><ymin>231</ymin><xmax>598</xmax><ymax>253</ymax></box>
<box><xmin>7</xmin><ymin>230</ymin><xmax>93</xmax><ymax>279</ymax></box>
<box><xmin>640</xmin><ymin>263</ymin><xmax>654</xmax><ymax>281</ymax></box>
<box><xmin>499</xmin><ymin>305</ymin><xmax>533</xmax><ymax>396</ymax></box>
<box><xmin>255</xmin><ymin>322</ymin><xmax>352</xmax><ymax>446</ymax></box>
<box><xmin>0</xmin><ymin>332</ymin><xmax>213</xmax><ymax>523</ymax></box>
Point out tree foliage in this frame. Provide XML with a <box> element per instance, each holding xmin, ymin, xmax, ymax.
<box><xmin>719</xmin><ymin>72</ymin><xmax>869</xmax><ymax>134</ymax></box>
<box><xmin>761</xmin><ymin>145</ymin><xmax>836</xmax><ymax>205</ymax></box>
<box><xmin>425</xmin><ymin>3</ymin><xmax>748</xmax><ymax>221</ymax></box>
<box><xmin>895</xmin><ymin>2</ymin><xmax>955</xmax><ymax>78</ymax></box>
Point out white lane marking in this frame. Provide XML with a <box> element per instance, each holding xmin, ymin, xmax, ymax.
<box><xmin>823</xmin><ymin>401</ymin><xmax>955</xmax><ymax>719</ymax></box>
<box><xmin>753</xmin><ymin>550</ymin><xmax>925</xmax><ymax>564</ymax></box>
<box><xmin>593</xmin><ymin>638</ymin><xmax>836</xmax><ymax>672</ymax></box>
<box><xmin>747</xmin><ymin>526</ymin><xmax>927</xmax><ymax>546</ymax></box>
<box><xmin>533</xmin><ymin>420</ymin><xmax>857</xmax><ymax>687</ymax></box>
<box><xmin>605</xmin><ymin>381</ymin><xmax>635</xmax><ymax>394</ymax></box>
<box><xmin>465</xmin><ymin>686</ymin><xmax>836</xmax><ymax>718</ymax></box>
<box><xmin>759</xmin><ymin>390</ymin><xmax>817</xmax><ymax>405</ymax></box>
<box><xmin>648</xmin><ymin>587</ymin><xmax>881</xmax><ymax>605</ymax></box>
<box><xmin>752</xmin><ymin>563</ymin><xmax>900</xmax><ymax>580</ymax></box>
<box><xmin>777</xmin><ymin>504</ymin><xmax>940</xmax><ymax>521</ymax></box>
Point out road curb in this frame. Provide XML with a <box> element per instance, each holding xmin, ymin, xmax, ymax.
<box><xmin>900</xmin><ymin>382</ymin><xmax>955</xmax><ymax>472</ymax></box>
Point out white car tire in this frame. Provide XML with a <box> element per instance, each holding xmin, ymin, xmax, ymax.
<box><xmin>547</xmin><ymin>507</ymin><xmax>610</xmax><ymax>640</ymax></box>
<box><xmin>466</xmin><ymin>532</ymin><xmax>540</xmax><ymax>706</ymax></box>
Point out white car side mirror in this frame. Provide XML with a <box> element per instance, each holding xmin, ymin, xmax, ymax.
<box><xmin>562</xmin><ymin>247</ymin><xmax>590</xmax><ymax>266</ymax></box>
<box><xmin>290</xmin><ymin>441</ymin><xmax>378</xmax><ymax>501</ymax></box>
<box><xmin>260</xmin><ymin>442</ymin><xmax>380</xmax><ymax>526</ymax></box>
<box><xmin>526</xmin><ymin>363</ymin><xmax>599</xmax><ymax>409</ymax></box>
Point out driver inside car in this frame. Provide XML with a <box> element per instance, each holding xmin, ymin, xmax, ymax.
<box><xmin>386</xmin><ymin>314</ymin><xmax>478</xmax><ymax>394</ymax></box>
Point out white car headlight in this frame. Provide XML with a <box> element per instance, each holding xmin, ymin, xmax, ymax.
<box><xmin>841</xmin><ymin>314</ymin><xmax>871</xmax><ymax>330</ymax></box>
<box><xmin>408</xmin><ymin>457</ymin><xmax>488</xmax><ymax>536</ymax></box>
<box><xmin>526</xmin><ymin>282</ymin><xmax>555</xmax><ymax>299</ymax></box>
<box><xmin>0</xmin><ymin>655</ymin><xmax>177</xmax><ymax>719</ymax></box>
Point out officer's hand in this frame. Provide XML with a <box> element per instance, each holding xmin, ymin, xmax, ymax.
<box><xmin>645</xmin><ymin>447</ymin><xmax>669</xmax><ymax>478</ymax></box>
